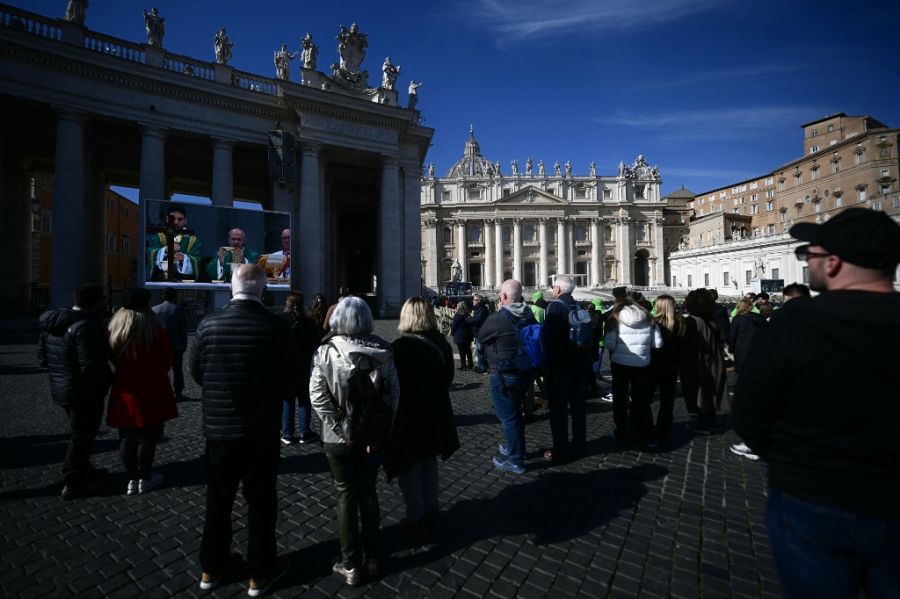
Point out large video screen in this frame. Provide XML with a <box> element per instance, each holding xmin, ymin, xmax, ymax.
<box><xmin>144</xmin><ymin>200</ymin><xmax>291</xmax><ymax>284</ymax></box>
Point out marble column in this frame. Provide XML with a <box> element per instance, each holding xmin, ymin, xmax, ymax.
<box><xmin>211</xmin><ymin>138</ymin><xmax>235</xmax><ymax>207</ymax></box>
<box><xmin>556</xmin><ymin>217</ymin><xmax>566</xmax><ymax>277</ymax></box>
<box><xmin>455</xmin><ymin>220</ymin><xmax>467</xmax><ymax>281</ymax></box>
<box><xmin>538</xmin><ymin>218</ymin><xmax>548</xmax><ymax>288</ymax></box>
<box><xmin>483</xmin><ymin>219</ymin><xmax>494</xmax><ymax>289</ymax></box>
<box><xmin>379</xmin><ymin>155</ymin><xmax>402</xmax><ymax>316</ymax></box>
<box><xmin>298</xmin><ymin>142</ymin><xmax>323</xmax><ymax>302</ymax></box>
<box><xmin>512</xmin><ymin>218</ymin><xmax>522</xmax><ymax>283</ymax></box>
<box><xmin>653</xmin><ymin>217</ymin><xmax>665</xmax><ymax>285</ymax></box>
<box><xmin>566</xmin><ymin>220</ymin><xmax>575</xmax><ymax>274</ymax></box>
<box><xmin>424</xmin><ymin>219</ymin><xmax>439</xmax><ymax>289</ymax></box>
<box><xmin>402</xmin><ymin>164</ymin><xmax>423</xmax><ymax>298</ymax></box>
<box><xmin>591</xmin><ymin>218</ymin><xmax>602</xmax><ymax>288</ymax></box>
<box><xmin>494</xmin><ymin>219</ymin><xmax>503</xmax><ymax>285</ymax></box>
<box><xmin>619</xmin><ymin>217</ymin><xmax>633</xmax><ymax>284</ymax></box>
<box><xmin>50</xmin><ymin>110</ymin><xmax>87</xmax><ymax>307</ymax></box>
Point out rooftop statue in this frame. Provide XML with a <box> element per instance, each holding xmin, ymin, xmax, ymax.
<box><xmin>143</xmin><ymin>6</ymin><xmax>164</xmax><ymax>47</ymax></box>
<box><xmin>301</xmin><ymin>33</ymin><xmax>318</xmax><ymax>70</ymax></box>
<box><xmin>274</xmin><ymin>43</ymin><xmax>297</xmax><ymax>81</ymax></box>
<box><xmin>495</xmin><ymin>161</ymin><xmax>501</xmax><ymax>176</ymax></box>
<box><xmin>332</xmin><ymin>23</ymin><xmax>368</xmax><ymax>85</ymax></box>
<box><xmin>589</xmin><ymin>161</ymin><xmax>596</xmax><ymax>177</ymax></box>
<box><xmin>629</xmin><ymin>154</ymin><xmax>661</xmax><ymax>181</ymax></box>
<box><xmin>381</xmin><ymin>56</ymin><xmax>399</xmax><ymax>90</ymax></box>
<box><xmin>65</xmin><ymin>0</ymin><xmax>88</xmax><ymax>25</ymax></box>
<box><xmin>554</xmin><ymin>161</ymin><xmax>561</xmax><ymax>176</ymax></box>
<box><xmin>428</xmin><ymin>163</ymin><xmax>435</xmax><ymax>177</ymax></box>
<box><xmin>538</xmin><ymin>160</ymin><xmax>545</xmax><ymax>176</ymax></box>
<box><xmin>565</xmin><ymin>161</ymin><xmax>572</xmax><ymax>177</ymax></box>
<box><xmin>407</xmin><ymin>80</ymin><xmax>422</xmax><ymax>109</ymax></box>
<box><xmin>214</xmin><ymin>27</ymin><xmax>233</xmax><ymax>65</ymax></box>
<box><xmin>511</xmin><ymin>159</ymin><xmax>519</xmax><ymax>175</ymax></box>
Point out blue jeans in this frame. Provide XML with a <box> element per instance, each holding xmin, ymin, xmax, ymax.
<box><xmin>397</xmin><ymin>457</ymin><xmax>439</xmax><ymax>523</ymax></box>
<box><xmin>475</xmin><ymin>339</ymin><xmax>486</xmax><ymax>370</ymax></box>
<box><xmin>489</xmin><ymin>373</ymin><xmax>527</xmax><ymax>467</ymax></box>
<box><xmin>766</xmin><ymin>488</ymin><xmax>900</xmax><ymax>598</ymax></box>
<box><xmin>281</xmin><ymin>388</ymin><xmax>312</xmax><ymax>440</ymax></box>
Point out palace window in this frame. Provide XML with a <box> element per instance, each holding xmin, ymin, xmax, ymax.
<box><xmin>872</xmin><ymin>200</ymin><xmax>882</xmax><ymax>211</ymax></box>
<box><xmin>834</xmin><ymin>193</ymin><xmax>842</xmax><ymax>208</ymax></box>
<box><xmin>442</xmin><ymin>227</ymin><xmax>452</xmax><ymax>245</ymax></box>
<box><xmin>603</xmin><ymin>189</ymin><xmax>611</xmax><ymax>199</ymax></box>
<box><xmin>575</xmin><ymin>187</ymin><xmax>586</xmax><ymax>199</ymax></box>
<box><xmin>751</xmin><ymin>204</ymin><xmax>759</xmax><ymax>215</ymax></box>
<box><xmin>524</xmin><ymin>224</ymin><xmax>536</xmax><ymax>242</ymax></box>
<box><xmin>723</xmin><ymin>272</ymin><xmax>730</xmax><ymax>286</ymax></box>
<box><xmin>880</xmin><ymin>146</ymin><xmax>891</xmax><ymax>159</ymax></box>
<box><xmin>121</xmin><ymin>236</ymin><xmax>131</xmax><ymax>257</ymax></box>
<box><xmin>767</xmin><ymin>224</ymin><xmax>775</xmax><ymax>236</ymax></box>
<box><xmin>881</xmin><ymin>184</ymin><xmax>892</xmax><ymax>196</ymax></box>
<box><xmin>771</xmin><ymin>268</ymin><xmax>780</xmax><ymax>279</ymax></box>
<box><xmin>765</xmin><ymin>177</ymin><xmax>774</xmax><ymax>186</ymax></box>
<box><xmin>575</xmin><ymin>224</ymin><xmax>588</xmax><ymax>242</ymax></box>
<box><xmin>810</xmin><ymin>145</ymin><xmax>819</xmax><ymax>153</ymax></box>
<box><xmin>811</xmin><ymin>166</ymin><xmax>820</xmax><ymax>181</ymax></box>
<box><xmin>746</xmin><ymin>270</ymin><xmax>752</xmax><ymax>285</ymax></box>
<box><xmin>794</xmin><ymin>172</ymin><xmax>802</xmax><ymax>186</ymax></box>
<box><xmin>442</xmin><ymin>190</ymin><xmax>451</xmax><ymax>201</ymax></box>
<box><xmin>778</xmin><ymin>178</ymin><xmax>786</xmax><ymax>192</ymax></box>
<box><xmin>832</xmin><ymin>160</ymin><xmax>841</xmax><ymax>173</ymax></box>
<box><xmin>467</xmin><ymin>187</ymin><xmax>480</xmax><ymax>200</ymax></box>
<box><xmin>123</xmin><ymin>205</ymin><xmax>130</xmax><ymax>218</ymax></box>
<box><xmin>766</xmin><ymin>200</ymin><xmax>774</xmax><ymax>211</ymax></box>
<box><xmin>855</xmin><ymin>150</ymin><xmax>864</xmax><ymax>165</ymax></box>
<box><xmin>857</xmin><ymin>187</ymin><xmax>867</xmax><ymax>202</ymax></box>
<box><xmin>687</xmin><ymin>274</ymin><xmax>693</xmax><ymax>287</ymax></box>
<box><xmin>547</xmin><ymin>188</ymin><xmax>555</xmax><ymax>196</ymax></box>
<box><xmin>468</xmin><ymin>224</ymin><xmax>482</xmax><ymax>244</ymax></box>
<box><xmin>107</xmin><ymin>232</ymin><xmax>117</xmax><ymax>252</ymax></box>
<box><xmin>503</xmin><ymin>188</ymin><xmax>511</xmax><ymax>197</ymax></box>
<box><xmin>502</xmin><ymin>226</ymin><xmax>511</xmax><ymax>243</ymax></box>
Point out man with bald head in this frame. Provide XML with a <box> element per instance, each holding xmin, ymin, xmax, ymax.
<box><xmin>477</xmin><ymin>279</ymin><xmax>536</xmax><ymax>475</ymax></box>
<box><xmin>206</xmin><ymin>228</ymin><xmax>261</xmax><ymax>282</ymax></box>
<box><xmin>263</xmin><ymin>228</ymin><xmax>292</xmax><ymax>279</ymax></box>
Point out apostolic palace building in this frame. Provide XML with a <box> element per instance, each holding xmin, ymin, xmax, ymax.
<box><xmin>420</xmin><ymin>128</ymin><xmax>690</xmax><ymax>292</ymax></box>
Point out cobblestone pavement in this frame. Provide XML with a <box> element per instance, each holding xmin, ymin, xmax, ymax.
<box><xmin>0</xmin><ymin>319</ymin><xmax>779</xmax><ymax>598</ymax></box>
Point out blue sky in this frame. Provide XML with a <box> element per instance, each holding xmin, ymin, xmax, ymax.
<box><xmin>13</xmin><ymin>0</ymin><xmax>900</xmax><ymax>197</ymax></box>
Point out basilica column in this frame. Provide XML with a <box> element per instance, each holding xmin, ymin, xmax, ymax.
<box><xmin>566</xmin><ymin>219</ymin><xmax>575</xmax><ymax>274</ymax></box>
<box><xmin>402</xmin><ymin>163</ymin><xmax>423</xmax><ymax>297</ymax></box>
<box><xmin>483</xmin><ymin>219</ymin><xmax>494</xmax><ymax>288</ymax></box>
<box><xmin>556</xmin><ymin>217</ymin><xmax>566</xmax><ymax>278</ymax></box>
<box><xmin>298</xmin><ymin>142</ymin><xmax>323</xmax><ymax>301</ymax></box>
<box><xmin>136</xmin><ymin>124</ymin><xmax>167</xmax><ymax>286</ymax></box>
<box><xmin>423</xmin><ymin>218</ymin><xmax>439</xmax><ymax>290</ymax></box>
<box><xmin>455</xmin><ymin>220</ymin><xmax>467</xmax><ymax>280</ymax></box>
<box><xmin>618</xmin><ymin>216</ymin><xmax>633</xmax><ymax>284</ymax></box>
<box><xmin>512</xmin><ymin>218</ymin><xmax>522</xmax><ymax>283</ymax></box>
<box><xmin>379</xmin><ymin>154</ymin><xmax>402</xmax><ymax>315</ymax></box>
<box><xmin>50</xmin><ymin>110</ymin><xmax>88</xmax><ymax>307</ymax></box>
<box><xmin>652</xmin><ymin>216</ymin><xmax>665</xmax><ymax>286</ymax></box>
<box><xmin>494</xmin><ymin>219</ymin><xmax>503</xmax><ymax>284</ymax></box>
<box><xmin>211</xmin><ymin>138</ymin><xmax>235</xmax><ymax>207</ymax></box>
<box><xmin>538</xmin><ymin>217</ymin><xmax>548</xmax><ymax>288</ymax></box>
<box><xmin>591</xmin><ymin>218</ymin><xmax>602</xmax><ymax>288</ymax></box>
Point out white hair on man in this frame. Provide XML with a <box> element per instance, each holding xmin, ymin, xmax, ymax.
<box><xmin>329</xmin><ymin>295</ymin><xmax>374</xmax><ymax>337</ymax></box>
<box><xmin>555</xmin><ymin>275</ymin><xmax>575</xmax><ymax>294</ymax></box>
<box><xmin>231</xmin><ymin>264</ymin><xmax>267</xmax><ymax>298</ymax></box>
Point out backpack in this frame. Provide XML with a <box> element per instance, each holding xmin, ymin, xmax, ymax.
<box><xmin>499</xmin><ymin>310</ymin><xmax>545</xmax><ymax>373</ymax></box>
<box><xmin>561</xmin><ymin>301</ymin><xmax>594</xmax><ymax>350</ymax></box>
<box><xmin>329</xmin><ymin>344</ymin><xmax>393</xmax><ymax>447</ymax></box>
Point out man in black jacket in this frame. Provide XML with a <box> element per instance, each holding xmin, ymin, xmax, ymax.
<box><xmin>38</xmin><ymin>285</ymin><xmax>112</xmax><ymax>500</ymax></box>
<box><xmin>466</xmin><ymin>294</ymin><xmax>489</xmax><ymax>373</ymax></box>
<box><xmin>477</xmin><ymin>279</ymin><xmax>535</xmax><ymax>474</ymax></box>
<box><xmin>191</xmin><ymin>265</ymin><xmax>297</xmax><ymax>596</ymax></box>
<box><xmin>734</xmin><ymin>208</ymin><xmax>900</xmax><ymax>598</ymax></box>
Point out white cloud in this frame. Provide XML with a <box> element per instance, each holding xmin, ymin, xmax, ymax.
<box><xmin>629</xmin><ymin>64</ymin><xmax>807</xmax><ymax>90</ymax></box>
<box><xmin>469</xmin><ymin>0</ymin><xmax>724</xmax><ymax>42</ymax></box>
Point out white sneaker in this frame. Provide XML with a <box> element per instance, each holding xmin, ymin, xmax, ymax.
<box><xmin>138</xmin><ymin>473</ymin><xmax>163</xmax><ymax>494</ymax></box>
<box><xmin>126</xmin><ymin>479</ymin><xmax>139</xmax><ymax>496</ymax></box>
<box><xmin>729</xmin><ymin>442</ymin><xmax>759</xmax><ymax>460</ymax></box>
<box><xmin>600</xmin><ymin>393</ymin><xmax>614</xmax><ymax>403</ymax></box>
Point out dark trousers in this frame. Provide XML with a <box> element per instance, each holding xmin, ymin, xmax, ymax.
<box><xmin>456</xmin><ymin>343</ymin><xmax>473</xmax><ymax>369</ymax></box>
<box><xmin>652</xmin><ymin>364</ymin><xmax>678</xmax><ymax>441</ymax></box>
<box><xmin>172</xmin><ymin>352</ymin><xmax>184</xmax><ymax>398</ymax></box>
<box><xmin>611</xmin><ymin>362</ymin><xmax>655</xmax><ymax>442</ymax></box>
<box><xmin>325</xmin><ymin>447</ymin><xmax>381</xmax><ymax>570</ymax></box>
<box><xmin>200</xmin><ymin>435</ymin><xmax>280</xmax><ymax>579</ymax></box>
<box><xmin>547</xmin><ymin>358</ymin><xmax>589</xmax><ymax>456</ymax></box>
<box><xmin>118</xmin><ymin>423</ymin><xmax>164</xmax><ymax>480</ymax></box>
<box><xmin>62</xmin><ymin>400</ymin><xmax>104</xmax><ymax>487</ymax></box>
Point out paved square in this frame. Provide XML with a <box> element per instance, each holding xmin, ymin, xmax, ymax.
<box><xmin>0</xmin><ymin>319</ymin><xmax>778</xmax><ymax>597</ymax></box>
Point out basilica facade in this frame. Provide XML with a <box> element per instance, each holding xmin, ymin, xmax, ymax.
<box><xmin>420</xmin><ymin>129</ymin><xmax>687</xmax><ymax>292</ymax></box>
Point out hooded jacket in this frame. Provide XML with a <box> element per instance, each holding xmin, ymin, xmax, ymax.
<box><xmin>734</xmin><ymin>290</ymin><xmax>900</xmax><ymax>522</ymax></box>
<box><xmin>476</xmin><ymin>302</ymin><xmax>536</xmax><ymax>373</ymax></box>
<box><xmin>604</xmin><ymin>305</ymin><xmax>663</xmax><ymax>367</ymax></box>
<box><xmin>309</xmin><ymin>334</ymin><xmax>401</xmax><ymax>447</ymax></box>
<box><xmin>37</xmin><ymin>308</ymin><xmax>112</xmax><ymax>406</ymax></box>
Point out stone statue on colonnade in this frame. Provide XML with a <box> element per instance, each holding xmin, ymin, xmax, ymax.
<box><xmin>143</xmin><ymin>6</ymin><xmax>164</xmax><ymax>47</ymax></box>
<box><xmin>274</xmin><ymin>44</ymin><xmax>297</xmax><ymax>80</ymax></box>
<box><xmin>65</xmin><ymin>0</ymin><xmax>88</xmax><ymax>25</ymax></box>
<box><xmin>301</xmin><ymin>33</ymin><xmax>318</xmax><ymax>69</ymax></box>
<box><xmin>214</xmin><ymin>27</ymin><xmax>234</xmax><ymax>65</ymax></box>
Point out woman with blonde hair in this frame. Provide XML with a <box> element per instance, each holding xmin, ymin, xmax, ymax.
<box><xmin>107</xmin><ymin>288</ymin><xmax>178</xmax><ymax>495</ymax></box>
<box><xmin>387</xmin><ymin>297</ymin><xmax>459</xmax><ymax>543</ymax></box>
<box><xmin>650</xmin><ymin>295</ymin><xmax>684</xmax><ymax>444</ymax></box>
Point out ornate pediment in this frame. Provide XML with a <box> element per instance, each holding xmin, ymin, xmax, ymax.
<box><xmin>493</xmin><ymin>186</ymin><xmax>568</xmax><ymax>205</ymax></box>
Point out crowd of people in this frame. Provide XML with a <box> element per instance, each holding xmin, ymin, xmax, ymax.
<box><xmin>37</xmin><ymin>207</ymin><xmax>900</xmax><ymax>597</ymax></box>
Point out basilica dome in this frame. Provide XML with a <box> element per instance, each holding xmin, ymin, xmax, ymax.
<box><xmin>445</xmin><ymin>126</ymin><xmax>496</xmax><ymax>178</ymax></box>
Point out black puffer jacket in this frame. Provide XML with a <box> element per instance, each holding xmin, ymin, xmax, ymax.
<box><xmin>191</xmin><ymin>299</ymin><xmax>298</xmax><ymax>440</ymax></box>
<box><xmin>37</xmin><ymin>308</ymin><xmax>112</xmax><ymax>407</ymax></box>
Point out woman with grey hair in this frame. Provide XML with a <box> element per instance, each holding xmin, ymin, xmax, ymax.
<box><xmin>309</xmin><ymin>296</ymin><xmax>400</xmax><ymax>586</ymax></box>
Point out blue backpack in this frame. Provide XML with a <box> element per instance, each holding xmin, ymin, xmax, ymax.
<box><xmin>499</xmin><ymin>310</ymin><xmax>546</xmax><ymax>372</ymax></box>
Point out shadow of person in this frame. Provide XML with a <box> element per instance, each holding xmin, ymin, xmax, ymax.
<box><xmin>0</xmin><ymin>433</ymin><xmax>119</xmax><ymax>469</ymax></box>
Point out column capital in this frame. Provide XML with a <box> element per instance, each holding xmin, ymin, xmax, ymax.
<box><xmin>591</xmin><ymin>217</ymin><xmax>602</xmax><ymax>225</ymax></box>
<box><xmin>54</xmin><ymin>107</ymin><xmax>86</xmax><ymax>124</ymax></box>
<box><xmin>512</xmin><ymin>217</ymin><xmax>522</xmax><ymax>225</ymax></box>
<box><xmin>139</xmin><ymin>123</ymin><xmax>168</xmax><ymax>139</ymax></box>
<box><xmin>380</xmin><ymin>154</ymin><xmax>401</xmax><ymax>168</ymax></box>
<box><xmin>555</xmin><ymin>216</ymin><xmax>568</xmax><ymax>224</ymax></box>
<box><xmin>300</xmin><ymin>141</ymin><xmax>322</xmax><ymax>157</ymax></box>
<box><xmin>212</xmin><ymin>137</ymin><xmax>236</xmax><ymax>151</ymax></box>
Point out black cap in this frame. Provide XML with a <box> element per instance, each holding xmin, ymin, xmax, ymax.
<box><xmin>612</xmin><ymin>286</ymin><xmax>627</xmax><ymax>299</ymax></box>
<box><xmin>120</xmin><ymin>288</ymin><xmax>151</xmax><ymax>310</ymax></box>
<box><xmin>790</xmin><ymin>208</ymin><xmax>900</xmax><ymax>269</ymax></box>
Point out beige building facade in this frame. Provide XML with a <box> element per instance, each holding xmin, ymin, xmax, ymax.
<box><xmin>670</xmin><ymin>113</ymin><xmax>899</xmax><ymax>294</ymax></box>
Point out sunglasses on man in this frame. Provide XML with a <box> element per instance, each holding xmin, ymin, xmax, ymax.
<box><xmin>794</xmin><ymin>244</ymin><xmax>831</xmax><ymax>262</ymax></box>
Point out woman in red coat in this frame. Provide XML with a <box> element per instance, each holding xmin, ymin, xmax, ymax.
<box><xmin>107</xmin><ymin>288</ymin><xmax>178</xmax><ymax>495</ymax></box>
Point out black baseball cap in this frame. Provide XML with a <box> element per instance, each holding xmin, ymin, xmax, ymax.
<box><xmin>790</xmin><ymin>208</ymin><xmax>900</xmax><ymax>269</ymax></box>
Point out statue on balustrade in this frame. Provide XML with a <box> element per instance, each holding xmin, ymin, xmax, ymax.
<box><xmin>589</xmin><ymin>161</ymin><xmax>596</xmax><ymax>177</ymax></box>
<box><xmin>565</xmin><ymin>161</ymin><xmax>572</xmax><ymax>177</ymax></box>
<box><xmin>381</xmin><ymin>56</ymin><xmax>399</xmax><ymax>90</ymax></box>
<box><xmin>301</xmin><ymin>33</ymin><xmax>318</xmax><ymax>70</ymax></box>
<box><xmin>525</xmin><ymin>157</ymin><xmax>532</xmax><ymax>175</ymax></box>
<box><xmin>274</xmin><ymin>43</ymin><xmax>297</xmax><ymax>81</ymax></box>
<box><xmin>511</xmin><ymin>159</ymin><xmax>519</xmax><ymax>175</ymax></box>
<box><xmin>333</xmin><ymin>23</ymin><xmax>368</xmax><ymax>84</ymax></box>
<box><xmin>65</xmin><ymin>0</ymin><xmax>88</xmax><ymax>26</ymax></box>
<box><xmin>143</xmin><ymin>6</ymin><xmax>164</xmax><ymax>47</ymax></box>
<box><xmin>214</xmin><ymin>27</ymin><xmax>234</xmax><ymax>65</ymax></box>
<box><xmin>538</xmin><ymin>160</ymin><xmax>545</xmax><ymax>176</ymax></box>
<box><xmin>407</xmin><ymin>80</ymin><xmax>422</xmax><ymax>109</ymax></box>
<box><xmin>554</xmin><ymin>161</ymin><xmax>561</xmax><ymax>176</ymax></box>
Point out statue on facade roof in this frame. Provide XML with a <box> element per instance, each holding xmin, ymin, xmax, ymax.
<box><xmin>565</xmin><ymin>160</ymin><xmax>572</xmax><ymax>177</ymax></box>
<box><xmin>65</xmin><ymin>0</ymin><xmax>88</xmax><ymax>25</ymax></box>
<box><xmin>143</xmin><ymin>7</ymin><xmax>164</xmax><ymax>47</ymax></box>
<box><xmin>495</xmin><ymin>161</ymin><xmax>501</xmax><ymax>176</ymax></box>
<box><xmin>630</xmin><ymin>154</ymin><xmax>661</xmax><ymax>181</ymax></box>
<box><xmin>618</xmin><ymin>160</ymin><xmax>627</xmax><ymax>177</ymax></box>
<box><xmin>407</xmin><ymin>80</ymin><xmax>422</xmax><ymax>109</ymax></box>
<box><xmin>301</xmin><ymin>33</ymin><xmax>319</xmax><ymax>70</ymax></box>
<box><xmin>554</xmin><ymin>161</ymin><xmax>561</xmax><ymax>176</ymax></box>
<box><xmin>538</xmin><ymin>160</ymin><xmax>545</xmax><ymax>176</ymax></box>
<box><xmin>274</xmin><ymin>43</ymin><xmax>296</xmax><ymax>81</ymax></box>
<box><xmin>333</xmin><ymin>23</ymin><xmax>368</xmax><ymax>85</ymax></box>
<box><xmin>381</xmin><ymin>57</ymin><xmax>399</xmax><ymax>90</ymax></box>
<box><xmin>511</xmin><ymin>159</ymin><xmax>519</xmax><ymax>175</ymax></box>
<box><xmin>428</xmin><ymin>163</ymin><xmax>435</xmax><ymax>177</ymax></box>
<box><xmin>525</xmin><ymin>157</ymin><xmax>532</xmax><ymax>176</ymax></box>
<box><xmin>214</xmin><ymin>27</ymin><xmax>233</xmax><ymax>65</ymax></box>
